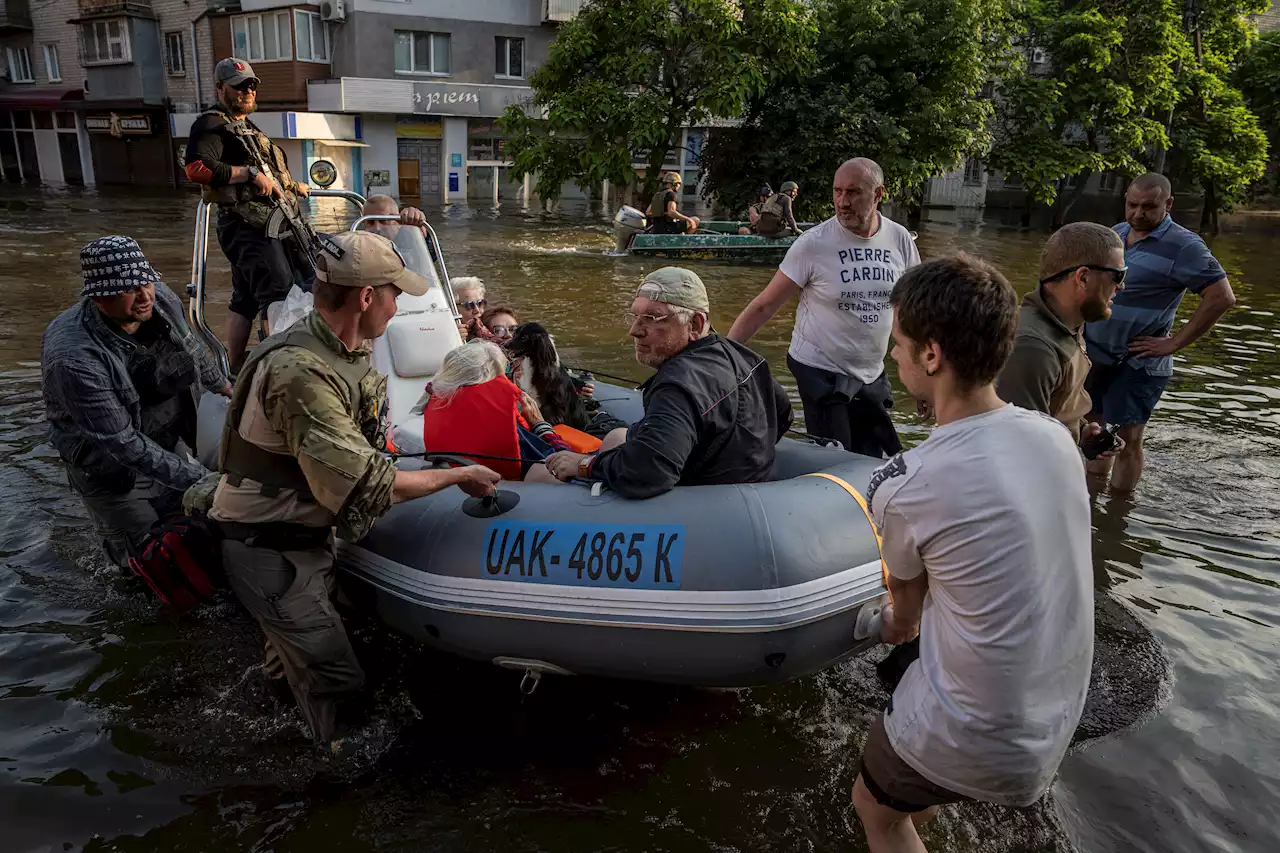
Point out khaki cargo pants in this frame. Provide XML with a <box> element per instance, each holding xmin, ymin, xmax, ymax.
<box><xmin>222</xmin><ymin>538</ymin><xmax>365</xmax><ymax>742</ymax></box>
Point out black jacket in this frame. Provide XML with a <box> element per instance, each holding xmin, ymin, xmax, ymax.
<box><xmin>592</xmin><ymin>335</ymin><xmax>794</xmax><ymax>499</ymax></box>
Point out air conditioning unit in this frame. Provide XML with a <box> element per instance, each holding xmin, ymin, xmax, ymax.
<box><xmin>321</xmin><ymin>0</ymin><xmax>345</xmax><ymax>22</ymax></box>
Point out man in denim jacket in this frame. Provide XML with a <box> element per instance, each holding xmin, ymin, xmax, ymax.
<box><xmin>41</xmin><ymin>236</ymin><xmax>228</xmax><ymax>567</ymax></box>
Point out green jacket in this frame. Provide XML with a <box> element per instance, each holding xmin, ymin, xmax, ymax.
<box><xmin>996</xmin><ymin>286</ymin><xmax>1093</xmax><ymax>440</ymax></box>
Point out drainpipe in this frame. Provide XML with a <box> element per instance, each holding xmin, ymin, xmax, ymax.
<box><xmin>191</xmin><ymin>21</ymin><xmax>202</xmax><ymax>110</ymax></box>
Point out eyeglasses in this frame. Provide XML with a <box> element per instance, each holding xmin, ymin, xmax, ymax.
<box><xmin>489</xmin><ymin>325</ymin><xmax>515</xmax><ymax>336</ymax></box>
<box><xmin>232</xmin><ymin>80</ymin><xmax>258</xmax><ymax>93</ymax></box>
<box><xmin>624</xmin><ymin>311</ymin><xmax>680</xmax><ymax>327</ymax></box>
<box><xmin>1039</xmin><ymin>264</ymin><xmax>1127</xmax><ymax>286</ymax></box>
<box><xmin>459</xmin><ymin>299</ymin><xmax>487</xmax><ymax>310</ymax></box>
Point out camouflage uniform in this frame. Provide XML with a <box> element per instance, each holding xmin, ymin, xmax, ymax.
<box><xmin>210</xmin><ymin>310</ymin><xmax>395</xmax><ymax>742</ymax></box>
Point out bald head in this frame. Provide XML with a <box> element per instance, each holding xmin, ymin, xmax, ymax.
<box><xmin>837</xmin><ymin>157</ymin><xmax>885</xmax><ymax>189</ymax></box>
<box><xmin>363</xmin><ymin>194</ymin><xmax>399</xmax><ymax>216</ymax></box>
<box><xmin>833</xmin><ymin>157</ymin><xmax>885</xmax><ymax>236</ymax></box>
<box><xmin>1129</xmin><ymin>173</ymin><xmax>1171</xmax><ymax>200</ymax></box>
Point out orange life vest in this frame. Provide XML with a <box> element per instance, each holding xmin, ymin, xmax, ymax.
<box><xmin>422</xmin><ymin>376</ymin><xmax>525</xmax><ymax>481</ymax></box>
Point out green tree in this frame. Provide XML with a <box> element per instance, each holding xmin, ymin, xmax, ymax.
<box><xmin>986</xmin><ymin>0</ymin><xmax>1182</xmax><ymax>227</ymax></box>
<box><xmin>699</xmin><ymin>0</ymin><xmax>1016</xmax><ymax>222</ymax></box>
<box><xmin>499</xmin><ymin>0</ymin><xmax>816</xmax><ymax>206</ymax></box>
<box><xmin>1170</xmin><ymin>0</ymin><xmax>1269</xmax><ymax>232</ymax></box>
<box><xmin>1232</xmin><ymin>29</ymin><xmax>1280</xmax><ymax>193</ymax></box>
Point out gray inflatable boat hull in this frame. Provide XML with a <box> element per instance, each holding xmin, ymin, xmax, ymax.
<box><xmin>199</xmin><ymin>382</ymin><xmax>892</xmax><ymax>687</ymax></box>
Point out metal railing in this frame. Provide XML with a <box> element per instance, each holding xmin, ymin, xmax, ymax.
<box><xmin>187</xmin><ymin>189</ymin><xmax>463</xmax><ymax>376</ymax></box>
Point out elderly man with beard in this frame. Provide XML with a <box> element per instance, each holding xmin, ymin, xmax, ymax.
<box><xmin>544</xmin><ymin>268</ymin><xmax>793</xmax><ymax>498</ymax></box>
<box><xmin>728</xmin><ymin>158</ymin><xmax>920</xmax><ymax>458</ymax></box>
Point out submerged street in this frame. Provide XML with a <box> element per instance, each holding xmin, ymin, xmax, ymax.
<box><xmin>0</xmin><ymin>188</ymin><xmax>1277</xmax><ymax>853</ymax></box>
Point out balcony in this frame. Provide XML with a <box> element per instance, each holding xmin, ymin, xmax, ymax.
<box><xmin>77</xmin><ymin>0</ymin><xmax>154</xmax><ymax>20</ymax></box>
<box><xmin>542</xmin><ymin>0</ymin><xmax>584</xmax><ymax>23</ymax></box>
<box><xmin>0</xmin><ymin>0</ymin><xmax>33</xmax><ymax>34</ymax></box>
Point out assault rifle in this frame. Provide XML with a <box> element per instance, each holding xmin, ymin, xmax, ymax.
<box><xmin>233</xmin><ymin>121</ymin><xmax>322</xmax><ymax>278</ymax></box>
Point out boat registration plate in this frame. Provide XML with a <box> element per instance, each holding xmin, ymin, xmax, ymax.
<box><xmin>483</xmin><ymin>521</ymin><xmax>686</xmax><ymax>589</ymax></box>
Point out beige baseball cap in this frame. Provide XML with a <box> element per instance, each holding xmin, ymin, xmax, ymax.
<box><xmin>636</xmin><ymin>266</ymin><xmax>710</xmax><ymax>313</ymax></box>
<box><xmin>315</xmin><ymin>231</ymin><xmax>432</xmax><ymax>296</ymax></box>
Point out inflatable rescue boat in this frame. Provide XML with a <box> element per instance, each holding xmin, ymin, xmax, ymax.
<box><xmin>188</xmin><ymin>190</ymin><xmax>891</xmax><ymax>689</ymax></box>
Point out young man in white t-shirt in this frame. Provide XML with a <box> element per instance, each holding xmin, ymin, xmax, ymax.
<box><xmin>853</xmin><ymin>255</ymin><xmax>1094</xmax><ymax>853</ymax></box>
<box><xmin>728</xmin><ymin>157</ymin><xmax>920</xmax><ymax>457</ymax></box>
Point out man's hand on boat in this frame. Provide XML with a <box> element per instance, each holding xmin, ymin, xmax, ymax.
<box><xmin>879</xmin><ymin>603</ymin><xmax>920</xmax><ymax>646</ymax></box>
<box><xmin>392</xmin><ymin>464</ymin><xmax>501</xmax><ymax>503</ymax></box>
<box><xmin>398</xmin><ymin>206</ymin><xmax>428</xmax><ymax>229</ymax></box>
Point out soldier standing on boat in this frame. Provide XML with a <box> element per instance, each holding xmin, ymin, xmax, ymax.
<box><xmin>208</xmin><ymin>231</ymin><xmax>500</xmax><ymax>745</ymax></box>
<box><xmin>184</xmin><ymin>58</ymin><xmax>314</xmax><ymax>375</ymax></box>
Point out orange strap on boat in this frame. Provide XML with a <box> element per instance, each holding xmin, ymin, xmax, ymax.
<box><xmin>552</xmin><ymin>424</ymin><xmax>603</xmax><ymax>453</ymax></box>
<box><xmin>802</xmin><ymin>472</ymin><xmax>890</xmax><ymax>596</ymax></box>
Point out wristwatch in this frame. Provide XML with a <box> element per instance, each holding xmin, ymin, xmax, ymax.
<box><xmin>246</xmin><ymin>165</ymin><xmax>260</xmax><ymax>179</ymax></box>
<box><xmin>578</xmin><ymin>455</ymin><xmax>593</xmax><ymax>479</ymax></box>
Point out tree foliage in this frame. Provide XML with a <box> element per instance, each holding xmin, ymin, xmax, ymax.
<box><xmin>1233</xmin><ymin>29</ymin><xmax>1280</xmax><ymax>193</ymax></box>
<box><xmin>699</xmin><ymin>0</ymin><xmax>1015</xmax><ymax>221</ymax></box>
<box><xmin>498</xmin><ymin>0</ymin><xmax>816</xmax><ymax>204</ymax></box>
<box><xmin>985</xmin><ymin>0</ymin><xmax>1182</xmax><ymax>220</ymax></box>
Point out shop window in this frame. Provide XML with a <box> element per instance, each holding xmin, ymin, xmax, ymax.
<box><xmin>12</xmin><ymin>110</ymin><xmax>32</xmax><ymax>129</ymax></box>
<box><xmin>43</xmin><ymin>44</ymin><xmax>61</xmax><ymax>83</ymax></box>
<box><xmin>294</xmin><ymin>11</ymin><xmax>330</xmax><ymax>63</ymax></box>
<box><xmin>495</xmin><ymin>37</ymin><xmax>524</xmax><ymax>79</ymax></box>
<box><xmin>81</xmin><ymin>20</ymin><xmax>131</xmax><ymax>65</ymax></box>
<box><xmin>468</xmin><ymin>138</ymin><xmax>506</xmax><ymax>160</ymax></box>
<box><xmin>6</xmin><ymin>47</ymin><xmax>34</xmax><ymax>83</ymax></box>
<box><xmin>395</xmin><ymin>31</ymin><xmax>450</xmax><ymax>75</ymax></box>
<box><xmin>34</xmin><ymin>111</ymin><xmax>53</xmax><ymax>130</ymax></box>
<box><xmin>165</xmin><ymin>32</ymin><xmax>185</xmax><ymax>75</ymax></box>
<box><xmin>231</xmin><ymin>12</ymin><xmax>292</xmax><ymax>63</ymax></box>
<box><xmin>56</xmin><ymin>111</ymin><xmax>76</xmax><ymax>130</ymax></box>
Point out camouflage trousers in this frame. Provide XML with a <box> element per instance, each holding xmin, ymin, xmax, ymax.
<box><xmin>222</xmin><ymin>538</ymin><xmax>365</xmax><ymax>742</ymax></box>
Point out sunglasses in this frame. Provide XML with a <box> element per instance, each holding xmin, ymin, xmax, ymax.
<box><xmin>231</xmin><ymin>79</ymin><xmax>258</xmax><ymax>93</ymax></box>
<box><xmin>1039</xmin><ymin>264</ymin><xmax>1127</xmax><ymax>286</ymax></box>
<box><xmin>459</xmin><ymin>298</ymin><xmax>487</xmax><ymax>310</ymax></box>
<box><xmin>489</xmin><ymin>324</ymin><xmax>515</xmax><ymax>336</ymax></box>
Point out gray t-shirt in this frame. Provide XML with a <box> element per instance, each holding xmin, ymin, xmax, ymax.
<box><xmin>780</xmin><ymin>214</ymin><xmax>920</xmax><ymax>383</ymax></box>
<box><xmin>867</xmin><ymin>404</ymin><xmax>1094</xmax><ymax>806</ymax></box>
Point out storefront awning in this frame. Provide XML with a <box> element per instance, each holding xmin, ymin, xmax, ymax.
<box><xmin>314</xmin><ymin>139</ymin><xmax>369</xmax><ymax>148</ymax></box>
<box><xmin>0</xmin><ymin>89</ymin><xmax>84</xmax><ymax>109</ymax></box>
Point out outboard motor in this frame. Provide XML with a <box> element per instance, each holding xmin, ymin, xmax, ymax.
<box><xmin>613</xmin><ymin>205</ymin><xmax>647</xmax><ymax>252</ymax></box>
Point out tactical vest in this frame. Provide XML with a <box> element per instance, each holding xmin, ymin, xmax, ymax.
<box><xmin>758</xmin><ymin>192</ymin><xmax>787</xmax><ymax>219</ymax></box>
<box><xmin>219</xmin><ymin>323</ymin><xmax>388</xmax><ymax>500</ymax></box>
<box><xmin>647</xmin><ymin>189</ymin><xmax>673</xmax><ymax>219</ymax></box>
<box><xmin>199</xmin><ymin>108</ymin><xmax>299</xmax><ymax>230</ymax></box>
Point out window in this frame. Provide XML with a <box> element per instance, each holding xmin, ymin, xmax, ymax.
<box><xmin>231</xmin><ymin>12</ymin><xmax>292</xmax><ymax>63</ymax></box>
<box><xmin>165</xmin><ymin>32</ymin><xmax>185</xmax><ymax>75</ymax></box>
<box><xmin>1002</xmin><ymin>172</ymin><xmax>1022</xmax><ymax>188</ymax></box>
<box><xmin>963</xmin><ymin>156</ymin><xmax>984</xmax><ymax>186</ymax></box>
<box><xmin>495</xmin><ymin>36</ymin><xmax>523</xmax><ymax>78</ymax></box>
<box><xmin>82</xmin><ymin>20</ymin><xmax>131</xmax><ymax>65</ymax></box>
<box><xmin>1098</xmin><ymin>171</ymin><xmax>1121</xmax><ymax>192</ymax></box>
<box><xmin>6</xmin><ymin>47</ymin><xmax>34</xmax><ymax>83</ymax></box>
<box><xmin>395</xmin><ymin>31</ymin><xmax>450</xmax><ymax>75</ymax></box>
<box><xmin>294</xmin><ymin>11</ymin><xmax>329</xmax><ymax>63</ymax></box>
<box><xmin>43</xmin><ymin>44</ymin><xmax>61</xmax><ymax>82</ymax></box>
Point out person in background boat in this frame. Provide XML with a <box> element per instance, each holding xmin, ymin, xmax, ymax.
<box><xmin>998</xmin><ymin>221</ymin><xmax>1130</xmax><ymax>446</ymax></box>
<box><xmin>1083</xmin><ymin>172</ymin><xmax>1236</xmax><ymax>491</ymax></box>
<box><xmin>41</xmin><ymin>237</ymin><xmax>230</xmax><ymax>569</ymax></box>
<box><xmin>739</xmin><ymin>184</ymin><xmax>773</xmax><ymax>234</ymax></box>
<box><xmin>754</xmin><ymin>181</ymin><xmax>801</xmax><ymax>238</ymax></box>
<box><xmin>184</xmin><ymin>58</ymin><xmax>312</xmax><ymax>375</ymax></box>
<box><xmin>360</xmin><ymin>194</ymin><xmax>437</xmax><ymax>273</ymax></box>
<box><xmin>210</xmin><ymin>231</ymin><xmax>500</xmax><ymax>746</ymax></box>
<box><xmin>728</xmin><ymin>157</ymin><xmax>920</xmax><ymax>458</ymax></box>
<box><xmin>646</xmin><ymin>172</ymin><xmax>701</xmax><ymax>235</ymax></box>
<box><xmin>544</xmin><ymin>268</ymin><xmax>793</xmax><ymax>498</ymax></box>
<box><xmin>416</xmin><ymin>340</ymin><xmax>570</xmax><ymax>482</ymax></box>
<box><xmin>854</xmin><ymin>254</ymin><xmax>1092</xmax><ymax>853</ymax></box>
<box><xmin>504</xmin><ymin>322</ymin><xmax>619</xmax><ymax>444</ymax></box>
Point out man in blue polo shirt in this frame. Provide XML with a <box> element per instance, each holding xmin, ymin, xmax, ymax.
<box><xmin>1083</xmin><ymin>173</ymin><xmax>1236</xmax><ymax>490</ymax></box>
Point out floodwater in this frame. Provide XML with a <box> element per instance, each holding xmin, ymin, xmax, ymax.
<box><xmin>0</xmin><ymin>188</ymin><xmax>1276</xmax><ymax>853</ymax></box>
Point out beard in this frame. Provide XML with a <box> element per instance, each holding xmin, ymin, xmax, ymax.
<box><xmin>1081</xmin><ymin>292</ymin><xmax>1112</xmax><ymax>323</ymax></box>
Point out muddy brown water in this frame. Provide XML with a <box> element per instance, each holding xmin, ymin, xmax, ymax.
<box><xmin>0</xmin><ymin>189</ymin><xmax>1276</xmax><ymax>853</ymax></box>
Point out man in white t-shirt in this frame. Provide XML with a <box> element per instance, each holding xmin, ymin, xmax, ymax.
<box><xmin>728</xmin><ymin>157</ymin><xmax>920</xmax><ymax>457</ymax></box>
<box><xmin>853</xmin><ymin>254</ymin><xmax>1093</xmax><ymax>853</ymax></box>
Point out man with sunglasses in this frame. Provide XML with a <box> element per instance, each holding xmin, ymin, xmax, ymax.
<box><xmin>998</xmin><ymin>222</ymin><xmax>1128</xmax><ymax>445</ymax></box>
<box><xmin>184</xmin><ymin>58</ymin><xmax>314</xmax><ymax>374</ymax></box>
<box><xmin>1083</xmin><ymin>173</ymin><xmax>1236</xmax><ymax>491</ymax></box>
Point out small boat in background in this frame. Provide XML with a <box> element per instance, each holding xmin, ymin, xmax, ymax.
<box><xmin>613</xmin><ymin>206</ymin><xmax>799</xmax><ymax>264</ymax></box>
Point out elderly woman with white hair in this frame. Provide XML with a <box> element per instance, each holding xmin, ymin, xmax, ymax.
<box><xmin>417</xmin><ymin>340</ymin><xmax>567</xmax><ymax>483</ymax></box>
<box><xmin>450</xmin><ymin>276</ymin><xmax>487</xmax><ymax>334</ymax></box>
